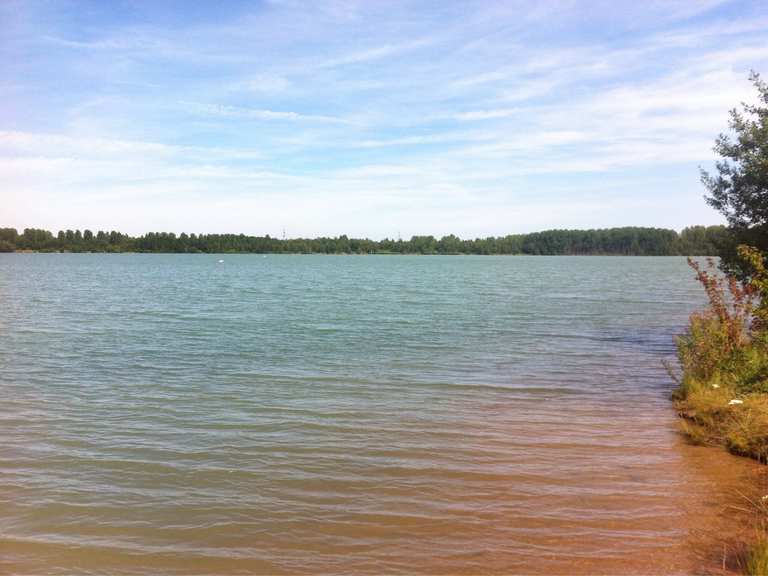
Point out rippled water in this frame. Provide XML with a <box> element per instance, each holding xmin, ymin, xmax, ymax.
<box><xmin>0</xmin><ymin>254</ymin><xmax>752</xmax><ymax>574</ymax></box>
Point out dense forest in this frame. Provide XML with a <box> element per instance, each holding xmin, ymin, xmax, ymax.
<box><xmin>0</xmin><ymin>225</ymin><xmax>726</xmax><ymax>256</ymax></box>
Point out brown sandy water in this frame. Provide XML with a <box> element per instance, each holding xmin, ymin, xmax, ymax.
<box><xmin>0</xmin><ymin>254</ymin><xmax>760</xmax><ymax>574</ymax></box>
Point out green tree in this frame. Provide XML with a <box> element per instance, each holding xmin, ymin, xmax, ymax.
<box><xmin>0</xmin><ymin>228</ymin><xmax>18</xmax><ymax>244</ymax></box>
<box><xmin>0</xmin><ymin>225</ymin><xmax>724</xmax><ymax>255</ymax></box>
<box><xmin>701</xmin><ymin>71</ymin><xmax>768</xmax><ymax>276</ymax></box>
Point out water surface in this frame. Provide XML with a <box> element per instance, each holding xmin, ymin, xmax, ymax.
<box><xmin>0</xmin><ymin>254</ymin><xmax>754</xmax><ymax>573</ymax></box>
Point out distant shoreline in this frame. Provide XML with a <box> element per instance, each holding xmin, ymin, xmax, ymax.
<box><xmin>1</xmin><ymin>225</ymin><xmax>726</xmax><ymax>256</ymax></box>
<box><xmin>3</xmin><ymin>250</ymin><xmax>718</xmax><ymax>256</ymax></box>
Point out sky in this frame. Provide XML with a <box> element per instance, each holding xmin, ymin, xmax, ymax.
<box><xmin>2</xmin><ymin>0</ymin><xmax>767</xmax><ymax>239</ymax></box>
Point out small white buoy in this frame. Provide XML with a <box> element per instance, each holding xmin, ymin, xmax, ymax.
<box><xmin>218</xmin><ymin>259</ymin><xmax>224</xmax><ymax>263</ymax></box>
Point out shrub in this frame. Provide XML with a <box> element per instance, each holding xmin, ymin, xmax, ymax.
<box><xmin>675</xmin><ymin>253</ymin><xmax>768</xmax><ymax>462</ymax></box>
<box><xmin>676</xmin><ymin>256</ymin><xmax>756</xmax><ymax>392</ymax></box>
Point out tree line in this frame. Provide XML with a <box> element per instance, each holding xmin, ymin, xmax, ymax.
<box><xmin>0</xmin><ymin>225</ymin><xmax>726</xmax><ymax>255</ymax></box>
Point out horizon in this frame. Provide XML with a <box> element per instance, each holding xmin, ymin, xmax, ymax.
<box><xmin>4</xmin><ymin>1</ymin><xmax>767</xmax><ymax>236</ymax></box>
<box><xmin>0</xmin><ymin>222</ymin><xmax>724</xmax><ymax>241</ymax></box>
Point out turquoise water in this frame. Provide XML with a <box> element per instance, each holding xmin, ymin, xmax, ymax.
<box><xmin>0</xmin><ymin>254</ymin><xmax>733</xmax><ymax>573</ymax></box>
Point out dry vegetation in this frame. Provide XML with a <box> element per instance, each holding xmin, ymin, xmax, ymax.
<box><xmin>674</xmin><ymin>248</ymin><xmax>768</xmax><ymax>574</ymax></box>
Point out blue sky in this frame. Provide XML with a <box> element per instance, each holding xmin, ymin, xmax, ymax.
<box><xmin>2</xmin><ymin>0</ymin><xmax>767</xmax><ymax>238</ymax></box>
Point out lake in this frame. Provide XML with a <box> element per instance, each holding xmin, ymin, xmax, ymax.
<box><xmin>0</xmin><ymin>254</ymin><xmax>754</xmax><ymax>574</ymax></box>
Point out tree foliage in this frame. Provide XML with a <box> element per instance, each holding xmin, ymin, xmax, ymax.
<box><xmin>702</xmin><ymin>71</ymin><xmax>768</xmax><ymax>276</ymax></box>
<box><xmin>0</xmin><ymin>225</ymin><xmax>725</xmax><ymax>255</ymax></box>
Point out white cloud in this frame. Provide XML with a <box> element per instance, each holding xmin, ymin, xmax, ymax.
<box><xmin>317</xmin><ymin>37</ymin><xmax>436</xmax><ymax>68</ymax></box>
<box><xmin>453</xmin><ymin>108</ymin><xmax>523</xmax><ymax>121</ymax></box>
<box><xmin>0</xmin><ymin>131</ymin><xmax>263</xmax><ymax>161</ymax></box>
<box><xmin>179</xmin><ymin>102</ymin><xmax>348</xmax><ymax>124</ymax></box>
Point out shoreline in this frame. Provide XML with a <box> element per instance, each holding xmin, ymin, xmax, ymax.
<box><xmin>0</xmin><ymin>225</ymin><xmax>726</xmax><ymax>256</ymax></box>
<box><xmin>2</xmin><ymin>250</ymin><xmax>719</xmax><ymax>256</ymax></box>
<box><xmin>670</xmin><ymin>255</ymin><xmax>768</xmax><ymax>574</ymax></box>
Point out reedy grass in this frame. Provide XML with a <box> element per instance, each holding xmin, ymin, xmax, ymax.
<box><xmin>747</xmin><ymin>539</ymin><xmax>768</xmax><ymax>576</ymax></box>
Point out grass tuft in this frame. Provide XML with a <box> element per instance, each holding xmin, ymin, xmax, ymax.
<box><xmin>747</xmin><ymin>538</ymin><xmax>768</xmax><ymax>575</ymax></box>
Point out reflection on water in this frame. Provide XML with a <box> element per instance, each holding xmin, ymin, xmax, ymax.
<box><xmin>0</xmin><ymin>254</ymin><xmax>757</xmax><ymax>574</ymax></box>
